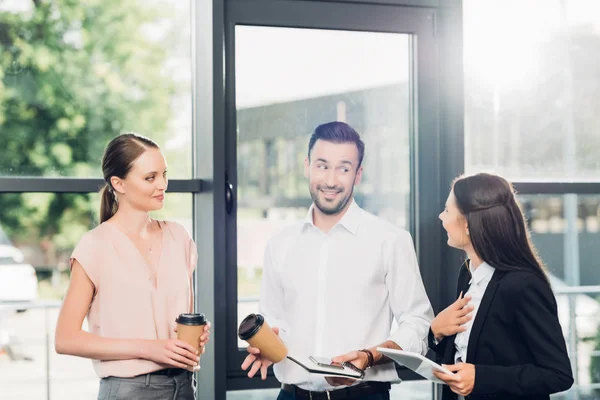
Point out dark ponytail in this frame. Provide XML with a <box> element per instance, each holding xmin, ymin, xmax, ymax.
<box><xmin>99</xmin><ymin>184</ymin><xmax>118</xmax><ymax>224</ymax></box>
<box><xmin>100</xmin><ymin>133</ymin><xmax>159</xmax><ymax>223</ymax></box>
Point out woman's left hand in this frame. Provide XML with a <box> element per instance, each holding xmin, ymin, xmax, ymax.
<box><xmin>173</xmin><ymin>321</ymin><xmax>212</xmax><ymax>352</ymax></box>
<box><xmin>199</xmin><ymin>321</ymin><xmax>211</xmax><ymax>349</ymax></box>
<box><xmin>432</xmin><ymin>362</ymin><xmax>475</xmax><ymax>397</ymax></box>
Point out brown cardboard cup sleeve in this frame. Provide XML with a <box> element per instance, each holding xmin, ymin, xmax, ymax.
<box><xmin>176</xmin><ymin>313</ymin><xmax>207</xmax><ymax>357</ymax></box>
<box><xmin>238</xmin><ymin>313</ymin><xmax>288</xmax><ymax>363</ymax></box>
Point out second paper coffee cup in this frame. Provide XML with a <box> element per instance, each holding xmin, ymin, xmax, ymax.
<box><xmin>238</xmin><ymin>313</ymin><xmax>287</xmax><ymax>363</ymax></box>
<box><xmin>176</xmin><ymin>313</ymin><xmax>207</xmax><ymax>357</ymax></box>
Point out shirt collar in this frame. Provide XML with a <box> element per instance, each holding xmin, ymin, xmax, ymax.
<box><xmin>303</xmin><ymin>199</ymin><xmax>361</xmax><ymax>235</ymax></box>
<box><xmin>469</xmin><ymin>261</ymin><xmax>495</xmax><ymax>286</ymax></box>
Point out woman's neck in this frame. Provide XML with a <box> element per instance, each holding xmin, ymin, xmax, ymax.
<box><xmin>111</xmin><ymin>205</ymin><xmax>152</xmax><ymax>237</ymax></box>
<box><xmin>465</xmin><ymin>245</ymin><xmax>484</xmax><ymax>270</ymax></box>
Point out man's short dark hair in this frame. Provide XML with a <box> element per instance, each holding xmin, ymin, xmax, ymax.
<box><xmin>307</xmin><ymin>122</ymin><xmax>365</xmax><ymax>167</ymax></box>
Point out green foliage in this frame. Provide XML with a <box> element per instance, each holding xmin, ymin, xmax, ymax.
<box><xmin>0</xmin><ymin>0</ymin><xmax>181</xmax><ymax>263</ymax></box>
<box><xmin>591</xmin><ymin>297</ymin><xmax>600</xmax><ymax>397</ymax></box>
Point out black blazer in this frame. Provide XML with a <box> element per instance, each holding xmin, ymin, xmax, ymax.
<box><xmin>429</xmin><ymin>265</ymin><xmax>573</xmax><ymax>400</ymax></box>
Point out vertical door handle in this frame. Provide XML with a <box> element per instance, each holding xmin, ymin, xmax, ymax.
<box><xmin>225</xmin><ymin>177</ymin><xmax>234</xmax><ymax>215</ymax></box>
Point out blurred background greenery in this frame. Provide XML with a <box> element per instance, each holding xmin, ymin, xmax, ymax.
<box><xmin>0</xmin><ymin>0</ymin><xmax>192</xmax><ymax>293</ymax></box>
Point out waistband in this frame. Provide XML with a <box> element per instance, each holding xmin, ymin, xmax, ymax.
<box><xmin>102</xmin><ymin>369</ymin><xmax>191</xmax><ymax>384</ymax></box>
<box><xmin>148</xmin><ymin>368</ymin><xmax>188</xmax><ymax>377</ymax></box>
<box><xmin>281</xmin><ymin>382</ymin><xmax>391</xmax><ymax>400</ymax></box>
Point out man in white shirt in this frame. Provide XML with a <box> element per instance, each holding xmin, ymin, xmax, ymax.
<box><xmin>242</xmin><ymin>121</ymin><xmax>434</xmax><ymax>399</ymax></box>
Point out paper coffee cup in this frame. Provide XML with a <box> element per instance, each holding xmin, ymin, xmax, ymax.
<box><xmin>176</xmin><ymin>313</ymin><xmax>207</xmax><ymax>357</ymax></box>
<box><xmin>238</xmin><ymin>313</ymin><xmax>287</xmax><ymax>363</ymax></box>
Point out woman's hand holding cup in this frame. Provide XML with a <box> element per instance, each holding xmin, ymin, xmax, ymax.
<box><xmin>174</xmin><ymin>313</ymin><xmax>210</xmax><ymax>371</ymax></box>
<box><xmin>143</xmin><ymin>338</ymin><xmax>200</xmax><ymax>371</ymax></box>
<box><xmin>173</xmin><ymin>321</ymin><xmax>211</xmax><ymax>347</ymax></box>
<box><xmin>431</xmin><ymin>292</ymin><xmax>473</xmax><ymax>341</ymax></box>
<box><xmin>198</xmin><ymin>322</ymin><xmax>212</xmax><ymax>350</ymax></box>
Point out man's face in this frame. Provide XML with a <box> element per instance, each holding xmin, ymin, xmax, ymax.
<box><xmin>304</xmin><ymin>139</ymin><xmax>363</xmax><ymax>215</ymax></box>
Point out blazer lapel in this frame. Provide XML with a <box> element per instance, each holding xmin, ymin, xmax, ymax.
<box><xmin>466</xmin><ymin>269</ymin><xmax>506</xmax><ymax>363</ymax></box>
<box><xmin>441</xmin><ymin>262</ymin><xmax>472</xmax><ymax>365</ymax></box>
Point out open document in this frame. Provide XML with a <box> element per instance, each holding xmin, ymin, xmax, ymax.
<box><xmin>377</xmin><ymin>348</ymin><xmax>454</xmax><ymax>384</ymax></box>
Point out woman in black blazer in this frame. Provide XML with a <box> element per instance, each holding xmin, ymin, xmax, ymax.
<box><xmin>430</xmin><ymin>173</ymin><xmax>573</xmax><ymax>400</ymax></box>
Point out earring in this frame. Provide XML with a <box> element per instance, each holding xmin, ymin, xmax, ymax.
<box><xmin>110</xmin><ymin>188</ymin><xmax>118</xmax><ymax>203</ymax></box>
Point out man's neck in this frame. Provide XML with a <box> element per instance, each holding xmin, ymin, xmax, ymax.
<box><xmin>312</xmin><ymin>199</ymin><xmax>353</xmax><ymax>233</ymax></box>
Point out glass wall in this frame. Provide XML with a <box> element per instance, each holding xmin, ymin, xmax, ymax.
<box><xmin>520</xmin><ymin>195</ymin><xmax>600</xmax><ymax>286</ymax></box>
<box><xmin>0</xmin><ymin>0</ymin><xmax>193</xmax><ymax>178</ymax></box>
<box><xmin>464</xmin><ymin>0</ymin><xmax>600</xmax><ymax>181</ymax></box>
<box><xmin>520</xmin><ymin>195</ymin><xmax>600</xmax><ymax>398</ymax></box>
<box><xmin>0</xmin><ymin>1</ymin><xmax>195</xmax><ymax>399</ymax></box>
<box><xmin>464</xmin><ymin>1</ymin><xmax>600</xmax><ymax>398</ymax></box>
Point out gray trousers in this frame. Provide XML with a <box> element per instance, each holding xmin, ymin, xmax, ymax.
<box><xmin>98</xmin><ymin>371</ymin><xmax>194</xmax><ymax>400</ymax></box>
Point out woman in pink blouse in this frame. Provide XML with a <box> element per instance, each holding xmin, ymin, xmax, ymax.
<box><xmin>55</xmin><ymin>133</ymin><xmax>210</xmax><ymax>399</ymax></box>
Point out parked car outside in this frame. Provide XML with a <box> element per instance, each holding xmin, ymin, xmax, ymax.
<box><xmin>0</xmin><ymin>226</ymin><xmax>38</xmax><ymax>307</ymax></box>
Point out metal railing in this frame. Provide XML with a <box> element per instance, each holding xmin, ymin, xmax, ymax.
<box><xmin>0</xmin><ymin>301</ymin><xmax>61</xmax><ymax>400</ymax></box>
<box><xmin>553</xmin><ymin>288</ymin><xmax>600</xmax><ymax>399</ymax></box>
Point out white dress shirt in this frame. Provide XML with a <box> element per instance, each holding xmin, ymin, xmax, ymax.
<box><xmin>259</xmin><ymin>200</ymin><xmax>434</xmax><ymax>391</ymax></box>
<box><xmin>453</xmin><ymin>261</ymin><xmax>495</xmax><ymax>400</ymax></box>
<box><xmin>453</xmin><ymin>261</ymin><xmax>495</xmax><ymax>364</ymax></box>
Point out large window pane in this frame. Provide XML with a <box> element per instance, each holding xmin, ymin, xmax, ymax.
<box><xmin>520</xmin><ymin>195</ymin><xmax>600</xmax><ymax>286</ymax></box>
<box><xmin>235</xmin><ymin>26</ymin><xmax>411</xmax><ymax>348</ymax></box>
<box><xmin>0</xmin><ymin>192</ymin><xmax>192</xmax><ymax>399</ymax></box>
<box><xmin>0</xmin><ymin>0</ymin><xmax>193</xmax><ymax>178</ymax></box>
<box><xmin>464</xmin><ymin>0</ymin><xmax>600</xmax><ymax>180</ymax></box>
<box><xmin>519</xmin><ymin>194</ymin><xmax>600</xmax><ymax>398</ymax></box>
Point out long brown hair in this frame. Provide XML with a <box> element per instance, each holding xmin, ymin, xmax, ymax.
<box><xmin>100</xmin><ymin>133</ymin><xmax>159</xmax><ymax>223</ymax></box>
<box><xmin>452</xmin><ymin>173</ymin><xmax>549</xmax><ymax>284</ymax></box>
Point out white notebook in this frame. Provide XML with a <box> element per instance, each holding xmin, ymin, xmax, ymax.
<box><xmin>286</xmin><ymin>355</ymin><xmax>365</xmax><ymax>380</ymax></box>
<box><xmin>377</xmin><ymin>347</ymin><xmax>454</xmax><ymax>384</ymax></box>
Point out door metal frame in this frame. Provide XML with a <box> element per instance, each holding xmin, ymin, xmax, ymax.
<box><xmin>223</xmin><ymin>0</ymin><xmax>441</xmax><ymax>391</ymax></box>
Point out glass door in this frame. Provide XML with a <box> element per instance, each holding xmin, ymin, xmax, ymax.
<box><xmin>235</xmin><ymin>25</ymin><xmax>412</xmax><ymax>346</ymax></box>
<box><xmin>223</xmin><ymin>1</ymin><xmax>440</xmax><ymax>397</ymax></box>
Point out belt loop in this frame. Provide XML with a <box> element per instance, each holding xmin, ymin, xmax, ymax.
<box><xmin>309</xmin><ymin>392</ymin><xmax>312</xmax><ymax>400</ymax></box>
<box><xmin>145</xmin><ymin>373</ymin><xmax>150</xmax><ymax>386</ymax></box>
<box><xmin>326</xmin><ymin>391</ymin><xmax>331</xmax><ymax>400</ymax></box>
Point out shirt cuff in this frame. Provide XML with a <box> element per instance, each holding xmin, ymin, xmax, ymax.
<box><xmin>428</xmin><ymin>327</ymin><xmax>439</xmax><ymax>348</ymax></box>
<box><xmin>388</xmin><ymin>327</ymin><xmax>427</xmax><ymax>355</ymax></box>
